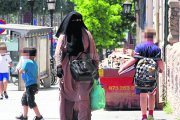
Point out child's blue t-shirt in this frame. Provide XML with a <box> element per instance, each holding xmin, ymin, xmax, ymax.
<box><xmin>134</xmin><ymin>41</ymin><xmax>161</xmax><ymax>58</ymax></box>
<box><xmin>22</xmin><ymin>60</ymin><xmax>38</xmax><ymax>87</ymax></box>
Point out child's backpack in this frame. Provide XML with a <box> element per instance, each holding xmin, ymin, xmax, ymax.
<box><xmin>133</xmin><ymin>55</ymin><xmax>161</xmax><ymax>90</ymax></box>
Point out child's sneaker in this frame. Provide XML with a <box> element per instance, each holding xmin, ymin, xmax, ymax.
<box><xmin>0</xmin><ymin>95</ymin><xmax>3</xmax><ymax>99</ymax></box>
<box><xmin>148</xmin><ymin>115</ymin><xmax>154</xmax><ymax>120</ymax></box>
<box><xmin>33</xmin><ymin>116</ymin><xmax>44</xmax><ymax>120</ymax></box>
<box><xmin>4</xmin><ymin>91</ymin><xmax>8</xmax><ymax>99</ymax></box>
<box><xmin>15</xmin><ymin>114</ymin><xmax>28</xmax><ymax>120</ymax></box>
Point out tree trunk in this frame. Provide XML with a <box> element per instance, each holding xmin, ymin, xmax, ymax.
<box><xmin>98</xmin><ymin>48</ymin><xmax>103</xmax><ymax>62</ymax></box>
<box><xmin>2</xmin><ymin>14</ymin><xmax>4</xmax><ymax>20</ymax></box>
<box><xmin>57</xmin><ymin>14</ymin><xmax>60</xmax><ymax>26</ymax></box>
<box><xmin>7</xmin><ymin>14</ymin><xmax>9</xmax><ymax>23</ymax></box>
<box><xmin>17</xmin><ymin>13</ymin><xmax>19</xmax><ymax>24</ymax></box>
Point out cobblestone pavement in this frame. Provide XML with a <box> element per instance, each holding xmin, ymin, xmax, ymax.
<box><xmin>0</xmin><ymin>83</ymin><xmax>177</xmax><ymax>120</ymax></box>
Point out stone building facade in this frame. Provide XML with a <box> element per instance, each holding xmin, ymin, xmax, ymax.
<box><xmin>166</xmin><ymin>42</ymin><xmax>180</xmax><ymax>117</ymax></box>
<box><xmin>164</xmin><ymin>0</ymin><xmax>180</xmax><ymax>118</ymax></box>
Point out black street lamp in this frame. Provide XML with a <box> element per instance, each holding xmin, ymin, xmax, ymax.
<box><xmin>43</xmin><ymin>0</ymin><xmax>45</xmax><ymax>26</ymax></box>
<box><xmin>122</xmin><ymin>1</ymin><xmax>132</xmax><ymax>16</ymax></box>
<box><xmin>19</xmin><ymin>0</ymin><xmax>22</xmax><ymax>24</ymax></box>
<box><xmin>47</xmin><ymin>0</ymin><xmax>56</xmax><ymax>69</ymax></box>
<box><xmin>61</xmin><ymin>0</ymin><xmax>63</xmax><ymax>22</ymax></box>
<box><xmin>28</xmin><ymin>0</ymin><xmax>36</xmax><ymax>25</ymax></box>
<box><xmin>122</xmin><ymin>1</ymin><xmax>136</xmax><ymax>22</ymax></box>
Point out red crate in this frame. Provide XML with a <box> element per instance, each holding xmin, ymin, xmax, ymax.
<box><xmin>99</xmin><ymin>69</ymin><xmax>140</xmax><ymax>109</ymax></box>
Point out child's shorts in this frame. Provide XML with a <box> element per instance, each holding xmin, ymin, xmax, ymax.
<box><xmin>21</xmin><ymin>84</ymin><xmax>38</xmax><ymax>109</ymax></box>
<box><xmin>135</xmin><ymin>87</ymin><xmax>157</xmax><ymax>95</ymax></box>
<box><xmin>0</xmin><ymin>73</ymin><xmax>9</xmax><ymax>81</ymax></box>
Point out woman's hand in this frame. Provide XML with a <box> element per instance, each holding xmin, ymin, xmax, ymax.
<box><xmin>57</xmin><ymin>65</ymin><xmax>64</xmax><ymax>78</ymax></box>
<box><xmin>94</xmin><ymin>69</ymin><xmax>99</xmax><ymax>80</ymax></box>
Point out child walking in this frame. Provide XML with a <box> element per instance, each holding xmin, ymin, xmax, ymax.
<box><xmin>118</xmin><ymin>27</ymin><xmax>164</xmax><ymax>120</ymax></box>
<box><xmin>0</xmin><ymin>43</ymin><xmax>14</xmax><ymax>99</ymax></box>
<box><xmin>15</xmin><ymin>47</ymin><xmax>44</xmax><ymax>120</ymax></box>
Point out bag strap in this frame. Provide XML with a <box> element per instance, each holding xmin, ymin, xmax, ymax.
<box><xmin>68</xmin><ymin>52</ymin><xmax>88</xmax><ymax>61</ymax></box>
<box><xmin>133</xmin><ymin>55</ymin><xmax>161</xmax><ymax>61</ymax></box>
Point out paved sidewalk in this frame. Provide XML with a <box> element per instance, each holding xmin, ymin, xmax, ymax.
<box><xmin>0</xmin><ymin>83</ymin><xmax>177</xmax><ymax>120</ymax></box>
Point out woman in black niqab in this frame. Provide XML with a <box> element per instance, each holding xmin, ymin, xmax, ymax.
<box><xmin>56</xmin><ymin>11</ymin><xmax>88</xmax><ymax>56</ymax></box>
<box><xmin>55</xmin><ymin>11</ymin><xmax>100</xmax><ymax>120</ymax></box>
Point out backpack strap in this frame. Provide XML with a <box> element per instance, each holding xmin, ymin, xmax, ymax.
<box><xmin>133</xmin><ymin>55</ymin><xmax>161</xmax><ymax>61</ymax></box>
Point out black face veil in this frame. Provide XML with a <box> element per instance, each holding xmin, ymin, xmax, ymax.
<box><xmin>56</xmin><ymin>11</ymin><xmax>88</xmax><ymax>56</ymax></box>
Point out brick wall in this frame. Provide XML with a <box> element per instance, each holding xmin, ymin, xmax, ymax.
<box><xmin>166</xmin><ymin>42</ymin><xmax>180</xmax><ymax>117</ymax></box>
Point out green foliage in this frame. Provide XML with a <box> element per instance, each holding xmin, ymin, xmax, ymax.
<box><xmin>0</xmin><ymin>0</ymin><xmax>20</xmax><ymax>15</ymax></box>
<box><xmin>71</xmin><ymin>0</ymin><xmax>135</xmax><ymax>50</ymax></box>
<box><xmin>163</xmin><ymin>101</ymin><xmax>173</xmax><ymax>114</ymax></box>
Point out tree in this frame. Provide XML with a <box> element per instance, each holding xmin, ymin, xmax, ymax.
<box><xmin>0</xmin><ymin>0</ymin><xmax>20</xmax><ymax>16</ymax></box>
<box><xmin>105</xmin><ymin>0</ymin><xmax>135</xmax><ymax>49</ymax></box>
<box><xmin>71</xmin><ymin>0</ymin><xmax>135</xmax><ymax>51</ymax></box>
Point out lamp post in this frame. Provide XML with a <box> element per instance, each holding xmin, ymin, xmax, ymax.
<box><xmin>122</xmin><ymin>1</ymin><xmax>136</xmax><ymax>22</ymax></box>
<box><xmin>73</xmin><ymin>0</ymin><xmax>74</xmax><ymax>10</ymax></box>
<box><xmin>28</xmin><ymin>0</ymin><xmax>35</xmax><ymax>25</ymax></box>
<box><xmin>43</xmin><ymin>0</ymin><xmax>45</xmax><ymax>26</ymax></box>
<box><xmin>47</xmin><ymin>0</ymin><xmax>56</xmax><ymax>69</ymax></box>
<box><xmin>20</xmin><ymin>0</ymin><xmax>22</xmax><ymax>24</ymax></box>
<box><xmin>61</xmin><ymin>0</ymin><xmax>63</xmax><ymax>22</ymax></box>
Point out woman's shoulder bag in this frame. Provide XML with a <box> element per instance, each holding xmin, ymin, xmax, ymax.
<box><xmin>68</xmin><ymin>52</ymin><xmax>98</xmax><ymax>82</ymax></box>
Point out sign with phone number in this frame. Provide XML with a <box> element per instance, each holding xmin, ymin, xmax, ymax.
<box><xmin>109</xmin><ymin>86</ymin><xmax>135</xmax><ymax>91</ymax></box>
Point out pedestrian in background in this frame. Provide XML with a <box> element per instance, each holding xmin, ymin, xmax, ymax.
<box><xmin>118</xmin><ymin>27</ymin><xmax>164</xmax><ymax>120</ymax></box>
<box><xmin>0</xmin><ymin>42</ymin><xmax>14</xmax><ymax>99</ymax></box>
<box><xmin>15</xmin><ymin>48</ymin><xmax>29</xmax><ymax>85</ymax></box>
<box><xmin>55</xmin><ymin>11</ymin><xmax>99</xmax><ymax>120</ymax></box>
<box><xmin>15</xmin><ymin>47</ymin><xmax>44</xmax><ymax>120</ymax></box>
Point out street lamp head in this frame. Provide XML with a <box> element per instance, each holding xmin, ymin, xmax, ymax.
<box><xmin>47</xmin><ymin>0</ymin><xmax>56</xmax><ymax>11</ymax></box>
<box><xmin>28</xmin><ymin>0</ymin><xmax>35</xmax><ymax>7</ymax></box>
<box><xmin>122</xmin><ymin>1</ymin><xmax>132</xmax><ymax>16</ymax></box>
<box><xmin>133</xmin><ymin>0</ymin><xmax>139</xmax><ymax>12</ymax></box>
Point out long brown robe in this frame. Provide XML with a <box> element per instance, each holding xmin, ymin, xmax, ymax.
<box><xmin>55</xmin><ymin>28</ymin><xmax>99</xmax><ymax>120</ymax></box>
